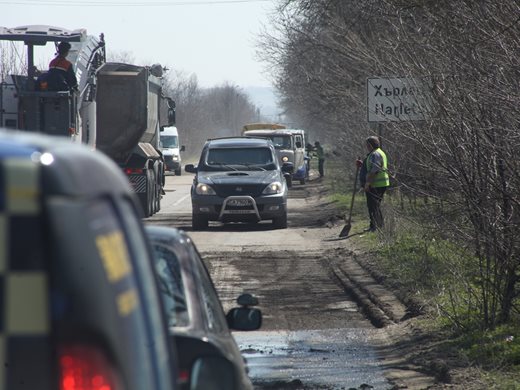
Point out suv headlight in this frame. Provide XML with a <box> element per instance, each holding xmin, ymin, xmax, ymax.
<box><xmin>262</xmin><ymin>181</ymin><xmax>283</xmax><ymax>195</ymax></box>
<box><xmin>195</xmin><ymin>183</ymin><xmax>216</xmax><ymax>195</ymax></box>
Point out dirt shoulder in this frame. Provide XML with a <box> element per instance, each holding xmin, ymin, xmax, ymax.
<box><xmin>298</xmin><ymin>176</ymin><xmax>484</xmax><ymax>390</ymax></box>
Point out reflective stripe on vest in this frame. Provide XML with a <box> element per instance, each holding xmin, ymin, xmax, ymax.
<box><xmin>367</xmin><ymin>148</ymin><xmax>390</xmax><ymax>187</ymax></box>
<box><xmin>49</xmin><ymin>57</ymin><xmax>71</xmax><ymax>72</ymax></box>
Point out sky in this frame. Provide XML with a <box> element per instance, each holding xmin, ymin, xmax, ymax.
<box><xmin>0</xmin><ymin>0</ymin><xmax>279</xmax><ymax>88</ymax></box>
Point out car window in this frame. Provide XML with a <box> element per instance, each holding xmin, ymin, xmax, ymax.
<box><xmin>269</xmin><ymin>136</ymin><xmax>292</xmax><ymax>149</ymax></box>
<box><xmin>116</xmin><ymin>200</ymin><xmax>175</xmax><ymax>390</ymax></box>
<box><xmin>150</xmin><ymin>242</ymin><xmax>190</xmax><ymax>328</ymax></box>
<box><xmin>161</xmin><ymin>135</ymin><xmax>178</xmax><ymax>148</ymax></box>
<box><xmin>188</xmin><ymin>244</ymin><xmax>228</xmax><ymax>334</ymax></box>
<box><xmin>206</xmin><ymin>147</ymin><xmax>274</xmax><ymax>167</ymax></box>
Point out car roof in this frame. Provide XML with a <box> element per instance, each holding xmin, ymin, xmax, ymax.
<box><xmin>206</xmin><ymin>136</ymin><xmax>273</xmax><ymax>148</ymax></box>
<box><xmin>243</xmin><ymin>129</ymin><xmax>294</xmax><ymax>136</ymax></box>
<box><xmin>0</xmin><ymin>129</ymin><xmax>132</xmax><ymax>198</ymax></box>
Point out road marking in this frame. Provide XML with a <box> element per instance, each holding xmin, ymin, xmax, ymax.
<box><xmin>173</xmin><ymin>194</ymin><xmax>190</xmax><ymax>207</ymax></box>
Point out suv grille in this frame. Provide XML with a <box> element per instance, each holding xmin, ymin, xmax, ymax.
<box><xmin>215</xmin><ymin>184</ymin><xmax>264</xmax><ymax>198</ymax></box>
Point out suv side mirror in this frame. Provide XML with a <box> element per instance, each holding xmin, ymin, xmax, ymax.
<box><xmin>295</xmin><ymin>141</ymin><xmax>302</xmax><ymax>148</ymax></box>
<box><xmin>185</xmin><ymin>164</ymin><xmax>197</xmax><ymax>173</ymax></box>
<box><xmin>226</xmin><ymin>307</ymin><xmax>262</xmax><ymax>331</ymax></box>
<box><xmin>281</xmin><ymin>162</ymin><xmax>294</xmax><ymax>173</ymax></box>
<box><xmin>226</xmin><ymin>293</ymin><xmax>262</xmax><ymax>331</ymax></box>
<box><xmin>180</xmin><ymin>145</ymin><xmax>186</xmax><ymax>152</ymax></box>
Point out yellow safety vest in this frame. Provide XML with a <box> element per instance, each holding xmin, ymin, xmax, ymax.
<box><xmin>367</xmin><ymin>148</ymin><xmax>390</xmax><ymax>188</ymax></box>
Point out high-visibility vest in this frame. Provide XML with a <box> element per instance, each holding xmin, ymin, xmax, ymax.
<box><xmin>49</xmin><ymin>56</ymin><xmax>72</xmax><ymax>72</ymax></box>
<box><xmin>367</xmin><ymin>148</ymin><xmax>390</xmax><ymax>187</ymax></box>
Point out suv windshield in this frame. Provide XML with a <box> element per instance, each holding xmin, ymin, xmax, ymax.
<box><xmin>161</xmin><ymin>135</ymin><xmax>178</xmax><ymax>148</ymax></box>
<box><xmin>206</xmin><ymin>147</ymin><xmax>275</xmax><ymax>170</ymax></box>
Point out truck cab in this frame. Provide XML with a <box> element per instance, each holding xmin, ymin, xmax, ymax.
<box><xmin>242</xmin><ymin>128</ymin><xmax>308</xmax><ymax>187</ymax></box>
<box><xmin>0</xmin><ymin>129</ymin><xmax>178</xmax><ymax>390</ymax></box>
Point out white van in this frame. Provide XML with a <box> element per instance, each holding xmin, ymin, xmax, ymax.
<box><xmin>160</xmin><ymin>126</ymin><xmax>185</xmax><ymax>175</ymax></box>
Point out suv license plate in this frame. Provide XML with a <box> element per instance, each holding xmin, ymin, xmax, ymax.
<box><xmin>227</xmin><ymin>199</ymin><xmax>252</xmax><ymax>206</ymax></box>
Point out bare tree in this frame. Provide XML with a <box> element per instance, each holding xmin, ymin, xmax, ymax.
<box><xmin>261</xmin><ymin>0</ymin><xmax>520</xmax><ymax>328</ymax></box>
<box><xmin>0</xmin><ymin>41</ymin><xmax>26</xmax><ymax>80</ymax></box>
<box><xmin>164</xmin><ymin>72</ymin><xmax>259</xmax><ymax>160</ymax></box>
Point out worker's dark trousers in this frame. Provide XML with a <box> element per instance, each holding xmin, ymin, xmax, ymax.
<box><xmin>318</xmin><ymin>158</ymin><xmax>324</xmax><ymax>177</ymax></box>
<box><xmin>366</xmin><ymin>186</ymin><xmax>387</xmax><ymax>230</ymax></box>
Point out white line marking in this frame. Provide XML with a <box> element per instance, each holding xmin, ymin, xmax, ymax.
<box><xmin>173</xmin><ymin>194</ymin><xmax>190</xmax><ymax>207</ymax></box>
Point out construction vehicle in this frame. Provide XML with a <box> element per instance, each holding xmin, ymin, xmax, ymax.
<box><xmin>0</xmin><ymin>25</ymin><xmax>175</xmax><ymax>218</ymax></box>
<box><xmin>96</xmin><ymin>62</ymin><xmax>176</xmax><ymax>217</ymax></box>
<box><xmin>0</xmin><ymin>25</ymin><xmax>106</xmax><ymax>147</ymax></box>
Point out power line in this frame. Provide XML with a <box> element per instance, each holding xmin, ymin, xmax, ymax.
<box><xmin>0</xmin><ymin>0</ymin><xmax>272</xmax><ymax>6</ymax></box>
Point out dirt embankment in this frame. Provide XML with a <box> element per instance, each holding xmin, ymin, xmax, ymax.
<box><xmin>298</xmin><ymin>177</ymin><xmax>482</xmax><ymax>390</ymax></box>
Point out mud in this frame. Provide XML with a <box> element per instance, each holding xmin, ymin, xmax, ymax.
<box><xmin>150</xmin><ymin>173</ymin><xmax>476</xmax><ymax>389</ymax></box>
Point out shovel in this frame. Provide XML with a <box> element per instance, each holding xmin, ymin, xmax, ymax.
<box><xmin>339</xmin><ymin>163</ymin><xmax>360</xmax><ymax>238</ymax></box>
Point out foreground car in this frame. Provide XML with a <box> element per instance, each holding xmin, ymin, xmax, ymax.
<box><xmin>146</xmin><ymin>225</ymin><xmax>262</xmax><ymax>390</ymax></box>
<box><xmin>0</xmin><ymin>130</ymin><xmax>177</xmax><ymax>390</ymax></box>
<box><xmin>185</xmin><ymin>137</ymin><xmax>290</xmax><ymax>230</ymax></box>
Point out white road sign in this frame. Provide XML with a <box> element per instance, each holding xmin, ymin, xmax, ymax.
<box><xmin>367</xmin><ymin>77</ymin><xmax>431</xmax><ymax>122</ymax></box>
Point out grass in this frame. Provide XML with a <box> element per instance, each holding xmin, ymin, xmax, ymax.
<box><xmin>325</xmin><ymin>157</ymin><xmax>520</xmax><ymax>387</ymax></box>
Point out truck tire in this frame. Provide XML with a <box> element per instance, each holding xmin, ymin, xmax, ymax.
<box><xmin>146</xmin><ymin>190</ymin><xmax>154</xmax><ymax>218</ymax></box>
<box><xmin>145</xmin><ymin>170</ymin><xmax>154</xmax><ymax>217</ymax></box>
<box><xmin>192</xmin><ymin>214</ymin><xmax>208</xmax><ymax>230</ymax></box>
<box><xmin>272</xmin><ymin>212</ymin><xmax>287</xmax><ymax>229</ymax></box>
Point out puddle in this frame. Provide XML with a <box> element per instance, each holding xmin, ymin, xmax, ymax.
<box><xmin>234</xmin><ymin>329</ymin><xmax>392</xmax><ymax>390</ymax></box>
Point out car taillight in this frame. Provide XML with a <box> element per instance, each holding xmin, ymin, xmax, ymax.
<box><xmin>178</xmin><ymin>369</ymin><xmax>189</xmax><ymax>385</ymax></box>
<box><xmin>124</xmin><ymin>168</ymin><xmax>143</xmax><ymax>175</ymax></box>
<box><xmin>59</xmin><ymin>345</ymin><xmax>122</xmax><ymax>390</ymax></box>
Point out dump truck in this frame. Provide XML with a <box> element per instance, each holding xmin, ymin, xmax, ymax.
<box><xmin>96</xmin><ymin>62</ymin><xmax>175</xmax><ymax>217</ymax></box>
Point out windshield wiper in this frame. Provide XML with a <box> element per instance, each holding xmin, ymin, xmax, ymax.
<box><xmin>232</xmin><ymin>163</ymin><xmax>267</xmax><ymax>171</ymax></box>
<box><xmin>208</xmin><ymin>162</ymin><xmax>238</xmax><ymax>171</ymax></box>
<box><xmin>247</xmin><ymin>164</ymin><xmax>267</xmax><ymax>171</ymax></box>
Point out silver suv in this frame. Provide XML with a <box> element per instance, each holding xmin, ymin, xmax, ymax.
<box><xmin>185</xmin><ymin>137</ymin><xmax>290</xmax><ymax>230</ymax></box>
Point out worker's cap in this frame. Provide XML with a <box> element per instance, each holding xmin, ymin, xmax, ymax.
<box><xmin>366</xmin><ymin>136</ymin><xmax>380</xmax><ymax>149</ymax></box>
<box><xmin>57</xmin><ymin>41</ymin><xmax>71</xmax><ymax>54</ymax></box>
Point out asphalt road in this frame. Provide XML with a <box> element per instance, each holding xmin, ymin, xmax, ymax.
<box><xmin>147</xmin><ymin>172</ymin><xmax>394</xmax><ymax>390</ymax></box>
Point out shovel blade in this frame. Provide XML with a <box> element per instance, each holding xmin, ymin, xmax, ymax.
<box><xmin>339</xmin><ymin>223</ymin><xmax>351</xmax><ymax>238</ymax></box>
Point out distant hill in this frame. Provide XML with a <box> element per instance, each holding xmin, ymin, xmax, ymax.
<box><xmin>244</xmin><ymin>86</ymin><xmax>283</xmax><ymax>122</ymax></box>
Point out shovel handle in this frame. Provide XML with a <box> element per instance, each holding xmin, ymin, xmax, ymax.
<box><xmin>346</xmin><ymin>164</ymin><xmax>360</xmax><ymax>224</ymax></box>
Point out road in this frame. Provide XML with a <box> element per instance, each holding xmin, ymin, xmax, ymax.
<box><xmin>147</xmin><ymin>173</ymin><xmax>399</xmax><ymax>390</ymax></box>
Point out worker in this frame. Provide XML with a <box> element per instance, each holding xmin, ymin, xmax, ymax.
<box><xmin>47</xmin><ymin>41</ymin><xmax>78</xmax><ymax>91</ymax></box>
<box><xmin>363</xmin><ymin>136</ymin><xmax>390</xmax><ymax>232</ymax></box>
<box><xmin>314</xmin><ymin>141</ymin><xmax>325</xmax><ymax>178</ymax></box>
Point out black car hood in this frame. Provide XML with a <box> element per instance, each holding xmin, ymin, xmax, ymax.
<box><xmin>199</xmin><ymin>170</ymin><xmax>281</xmax><ymax>185</ymax></box>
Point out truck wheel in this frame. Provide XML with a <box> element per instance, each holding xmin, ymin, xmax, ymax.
<box><xmin>175</xmin><ymin>167</ymin><xmax>182</xmax><ymax>176</ymax></box>
<box><xmin>192</xmin><ymin>214</ymin><xmax>208</xmax><ymax>230</ymax></box>
<box><xmin>154</xmin><ymin>184</ymin><xmax>161</xmax><ymax>213</ymax></box>
<box><xmin>272</xmin><ymin>212</ymin><xmax>287</xmax><ymax>229</ymax></box>
<box><xmin>147</xmin><ymin>188</ymin><xmax>154</xmax><ymax>217</ymax></box>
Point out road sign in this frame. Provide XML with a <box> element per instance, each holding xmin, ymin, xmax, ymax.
<box><xmin>367</xmin><ymin>77</ymin><xmax>431</xmax><ymax>122</ymax></box>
